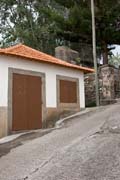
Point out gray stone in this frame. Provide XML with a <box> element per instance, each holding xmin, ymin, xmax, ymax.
<box><xmin>85</xmin><ymin>65</ymin><xmax>120</xmax><ymax>106</ymax></box>
<box><xmin>55</xmin><ymin>46</ymin><xmax>79</xmax><ymax>64</ymax></box>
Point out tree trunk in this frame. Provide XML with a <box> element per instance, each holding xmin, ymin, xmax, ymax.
<box><xmin>102</xmin><ymin>41</ymin><xmax>108</xmax><ymax>64</ymax></box>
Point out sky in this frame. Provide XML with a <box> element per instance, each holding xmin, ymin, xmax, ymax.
<box><xmin>112</xmin><ymin>45</ymin><xmax>120</xmax><ymax>55</ymax></box>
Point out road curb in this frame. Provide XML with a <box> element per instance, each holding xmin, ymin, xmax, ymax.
<box><xmin>55</xmin><ymin>107</ymin><xmax>100</xmax><ymax>128</ymax></box>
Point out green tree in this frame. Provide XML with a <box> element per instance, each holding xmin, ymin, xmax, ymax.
<box><xmin>109</xmin><ymin>53</ymin><xmax>120</xmax><ymax>67</ymax></box>
<box><xmin>51</xmin><ymin>0</ymin><xmax>120</xmax><ymax>64</ymax></box>
<box><xmin>0</xmin><ymin>0</ymin><xmax>64</xmax><ymax>54</ymax></box>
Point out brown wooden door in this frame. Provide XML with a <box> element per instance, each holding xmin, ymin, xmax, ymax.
<box><xmin>59</xmin><ymin>80</ymin><xmax>77</xmax><ymax>103</ymax></box>
<box><xmin>12</xmin><ymin>73</ymin><xmax>42</xmax><ymax>131</ymax></box>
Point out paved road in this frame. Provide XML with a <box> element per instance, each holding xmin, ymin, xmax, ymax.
<box><xmin>0</xmin><ymin>103</ymin><xmax>120</xmax><ymax>180</ymax></box>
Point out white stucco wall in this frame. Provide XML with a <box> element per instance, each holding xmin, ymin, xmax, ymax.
<box><xmin>0</xmin><ymin>55</ymin><xmax>85</xmax><ymax>108</ymax></box>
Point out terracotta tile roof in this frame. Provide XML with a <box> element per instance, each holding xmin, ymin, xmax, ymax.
<box><xmin>0</xmin><ymin>44</ymin><xmax>94</xmax><ymax>73</ymax></box>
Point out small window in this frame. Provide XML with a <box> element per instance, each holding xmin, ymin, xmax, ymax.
<box><xmin>59</xmin><ymin>80</ymin><xmax>77</xmax><ymax>103</ymax></box>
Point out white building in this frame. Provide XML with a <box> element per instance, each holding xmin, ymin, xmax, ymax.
<box><xmin>0</xmin><ymin>44</ymin><xmax>94</xmax><ymax>138</ymax></box>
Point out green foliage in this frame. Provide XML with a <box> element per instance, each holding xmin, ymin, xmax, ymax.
<box><xmin>74</xmin><ymin>57</ymin><xmax>81</xmax><ymax>65</ymax></box>
<box><xmin>52</xmin><ymin>0</ymin><xmax>120</xmax><ymax>43</ymax></box>
<box><xmin>109</xmin><ymin>53</ymin><xmax>120</xmax><ymax>68</ymax></box>
<box><xmin>52</xmin><ymin>0</ymin><xmax>120</xmax><ymax>64</ymax></box>
<box><xmin>51</xmin><ymin>1</ymin><xmax>92</xmax><ymax>43</ymax></box>
<box><xmin>0</xmin><ymin>0</ymin><xmax>64</xmax><ymax>54</ymax></box>
<box><xmin>86</xmin><ymin>100</ymin><xmax>96</xmax><ymax>107</ymax></box>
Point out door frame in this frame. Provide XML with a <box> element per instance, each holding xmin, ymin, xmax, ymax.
<box><xmin>8</xmin><ymin>68</ymin><xmax>46</xmax><ymax>134</ymax></box>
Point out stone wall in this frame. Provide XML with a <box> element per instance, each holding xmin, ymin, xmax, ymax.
<box><xmin>85</xmin><ymin>65</ymin><xmax>120</xmax><ymax>106</ymax></box>
<box><xmin>85</xmin><ymin>73</ymin><xmax>96</xmax><ymax>106</ymax></box>
<box><xmin>114</xmin><ymin>68</ymin><xmax>120</xmax><ymax>98</ymax></box>
<box><xmin>55</xmin><ymin>46</ymin><xmax>79</xmax><ymax>64</ymax></box>
<box><xmin>55</xmin><ymin>45</ymin><xmax>94</xmax><ymax>67</ymax></box>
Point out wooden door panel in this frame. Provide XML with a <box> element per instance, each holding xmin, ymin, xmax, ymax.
<box><xmin>27</xmin><ymin>75</ymin><xmax>42</xmax><ymax>130</ymax></box>
<box><xmin>60</xmin><ymin>80</ymin><xmax>77</xmax><ymax>103</ymax></box>
<box><xmin>12</xmin><ymin>74</ymin><xmax>28</xmax><ymax>131</ymax></box>
<box><xmin>12</xmin><ymin>73</ymin><xmax>42</xmax><ymax>131</ymax></box>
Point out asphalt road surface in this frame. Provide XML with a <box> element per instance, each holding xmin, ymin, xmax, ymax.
<box><xmin>0</xmin><ymin>103</ymin><xmax>120</xmax><ymax>180</ymax></box>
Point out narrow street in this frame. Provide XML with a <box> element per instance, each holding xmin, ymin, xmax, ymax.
<box><xmin>1</xmin><ymin>103</ymin><xmax>120</xmax><ymax>180</ymax></box>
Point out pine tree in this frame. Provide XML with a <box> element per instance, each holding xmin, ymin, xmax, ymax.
<box><xmin>52</xmin><ymin>0</ymin><xmax>120</xmax><ymax>64</ymax></box>
<box><xmin>0</xmin><ymin>0</ymin><xmax>63</xmax><ymax>54</ymax></box>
